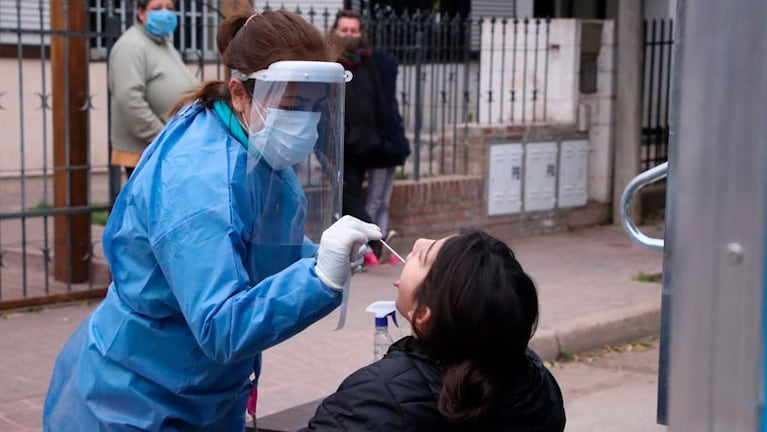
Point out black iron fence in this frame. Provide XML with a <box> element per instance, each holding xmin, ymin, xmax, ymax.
<box><xmin>641</xmin><ymin>18</ymin><xmax>674</xmax><ymax>170</ymax></box>
<box><xmin>0</xmin><ymin>0</ymin><xmax>116</xmax><ymax>307</ymax></box>
<box><xmin>0</xmin><ymin>0</ymin><xmax>556</xmax><ymax>306</ymax></box>
<box><xmin>365</xmin><ymin>9</ymin><xmax>553</xmax><ymax>177</ymax></box>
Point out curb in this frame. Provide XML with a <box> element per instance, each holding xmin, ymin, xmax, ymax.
<box><xmin>529</xmin><ymin>297</ymin><xmax>661</xmax><ymax>362</ymax></box>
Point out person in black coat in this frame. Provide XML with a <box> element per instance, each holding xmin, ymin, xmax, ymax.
<box><xmin>330</xmin><ymin>10</ymin><xmax>411</xmax><ymax>265</ymax></box>
<box><xmin>301</xmin><ymin>230</ymin><xmax>566</xmax><ymax>432</ymax></box>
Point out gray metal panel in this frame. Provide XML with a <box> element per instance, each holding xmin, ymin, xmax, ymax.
<box><xmin>524</xmin><ymin>142</ymin><xmax>558</xmax><ymax>211</ymax></box>
<box><xmin>488</xmin><ymin>143</ymin><xmax>524</xmax><ymax>215</ymax></box>
<box><xmin>666</xmin><ymin>0</ymin><xmax>767</xmax><ymax>430</ymax></box>
<box><xmin>558</xmin><ymin>139</ymin><xmax>589</xmax><ymax>208</ymax></box>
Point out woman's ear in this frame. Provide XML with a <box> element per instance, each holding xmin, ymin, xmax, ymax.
<box><xmin>412</xmin><ymin>305</ymin><xmax>432</xmax><ymax>329</ymax></box>
<box><xmin>228</xmin><ymin>79</ymin><xmax>248</xmax><ymax>113</ymax></box>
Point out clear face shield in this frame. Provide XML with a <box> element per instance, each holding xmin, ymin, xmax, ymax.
<box><xmin>233</xmin><ymin>61</ymin><xmax>351</xmax><ymax>283</ymax></box>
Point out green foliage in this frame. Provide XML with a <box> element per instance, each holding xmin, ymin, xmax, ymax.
<box><xmin>634</xmin><ymin>272</ymin><xmax>663</xmax><ymax>283</ymax></box>
<box><xmin>91</xmin><ymin>211</ymin><xmax>109</xmax><ymax>226</ymax></box>
<box><xmin>637</xmin><ymin>340</ymin><xmax>653</xmax><ymax>348</ymax></box>
<box><xmin>556</xmin><ymin>347</ymin><xmax>574</xmax><ymax>362</ymax></box>
<box><xmin>90</xmin><ymin>202</ymin><xmax>110</xmax><ymax>226</ymax></box>
<box><xmin>31</xmin><ymin>201</ymin><xmax>53</xmax><ymax>210</ymax></box>
<box><xmin>29</xmin><ymin>201</ymin><xmax>110</xmax><ymax>225</ymax></box>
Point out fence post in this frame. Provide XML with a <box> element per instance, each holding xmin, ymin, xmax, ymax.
<box><xmin>50</xmin><ymin>0</ymin><xmax>90</xmax><ymax>283</ymax></box>
<box><xmin>106</xmin><ymin>1</ymin><xmax>122</xmax><ymax>204</ymax></box>
<box><xmin>413</xmin><ymin>24</ymin><xmax>424</xmax><ymax>181</ymax></box>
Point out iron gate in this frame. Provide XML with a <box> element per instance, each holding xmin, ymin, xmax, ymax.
<box><xmin>0</xmin><ymin>0</ymin><xmax>553</xmax><ymax>308</ymax></box>
<box><xmin>641</xmin><ymin>18</ymin><xmax>674</xmax><ymax>171</ymax></box>
<box><xmin>0</xmin><ymin>0</ymin><xmax>123</xmax><ymax>309</ymax></box>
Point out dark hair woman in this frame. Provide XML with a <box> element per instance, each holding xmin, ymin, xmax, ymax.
<box><xmin>302</xmin><ymin>229</ymin><xmax>566</xmax><ymax>431</ymax></box>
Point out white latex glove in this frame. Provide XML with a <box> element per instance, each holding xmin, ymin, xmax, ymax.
<box><xmin>316</xmin><ymin>216</ymin><xmax>383</xmax><ymax>290</ymax></box>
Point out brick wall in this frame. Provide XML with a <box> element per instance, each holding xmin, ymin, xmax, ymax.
<box><xmin>385</xmin><ymin>123</ymin><xmax>612</xmax><ymax>251</ymax></box>
<box><xmin>386</xmin><ymin>175</ymin><xmax>610</xmax><ymax>251</ymax></box>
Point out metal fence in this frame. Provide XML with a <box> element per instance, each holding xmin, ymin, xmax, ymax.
<box><xmin>0</xmin><ymin>0</ymin><xmax>554</xmax><ymax>307</ymax></box>
<box><xmin>641</xmin><ymin>18</ymin><xmax>674</xmax><ymax>170</ymax></box>
<box><xmin>0</xmin><ymin>0</ymin><xmax>116</xmax><ymax>308</ymax></box>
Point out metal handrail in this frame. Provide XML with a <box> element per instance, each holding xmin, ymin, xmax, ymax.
<box><xmin>620</xmin><ymin>161</ymin><xmax>667</xmax><ymax>251</ymax></box>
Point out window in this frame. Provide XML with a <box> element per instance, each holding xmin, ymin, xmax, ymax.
<box><xmin>0</xmin><ymin>0</ymin><xmax>51</xmax><ymax>47</ymax></box>
<box><xmin>0</xmin><ymin>0</ymin><xmax>223</xmax><ymax>61</ymax></box>
<box><xmin>89</xmin><ymin>0</ymin><xmax>222</xmax><ymax>61</ymax></box>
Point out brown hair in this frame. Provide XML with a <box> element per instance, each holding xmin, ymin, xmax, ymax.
<box><xmin>169</xmin><ymin>10</ymin><xmax>331</xmax><ymax>115</ymax></box>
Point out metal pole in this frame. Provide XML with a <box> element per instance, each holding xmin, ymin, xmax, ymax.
<box><xmin>38</xmin><ymin>0</ymin><xmax>51</xmax><ymax>295</ymax></box>
<box><xmin>666</xmin><ymin>0</ymin><xmax>767</xmax><ymax>428</ymax></box>
<box><xmin>106</xmin><ymin>0</ymin><xmax>122</xmax><ymax>204</ymax></box>
<box><xmin>413</xmin><ymin>27</ymin><xmax>424</xmax><ymax>181</ymax></box>
<box><xmin>657</xmin><ymin>0</ymin><xmax>682</xmax><ymax>426</ymax></box>
<box><xmin>15</xmin><ymin>0</ymin><xmax>28</xmax><ymax>297</ymax></box>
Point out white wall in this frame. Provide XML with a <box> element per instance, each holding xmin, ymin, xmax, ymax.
<box><xmin>478</xmin><ymin>18</ymin><xmax>580</xmax><ymax>124</ymax></box>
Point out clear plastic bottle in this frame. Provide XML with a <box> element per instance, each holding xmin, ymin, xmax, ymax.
<box><xmin>373</xmin><ymin>317</ymin><xmax>394</xmax><ymax>361</ymax></box>
<box><xmin>366</xmin><ymin>301</ymin><xmax>399</xmax><ymax>362</ymax></box>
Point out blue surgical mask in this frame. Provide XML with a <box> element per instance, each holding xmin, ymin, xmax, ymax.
<box><xmin>248</xmin><ymin>108</ymin><xmax>321</xmax><ymax>170</ymax></box>
<box><xmin>144</xmin><ymin>9</ymin><xmax>178</xmax><ymax>37</ymax></box>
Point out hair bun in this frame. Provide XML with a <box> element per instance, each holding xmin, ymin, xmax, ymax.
<box><xmin>216</xmin><ymin>13</ymin><xmax>251</xmax><ymax>56</ymax></box>
<box><xmin>438</xmin><ymin>360</ymin><xmax>493</xmax><ymax>422</ymax></box>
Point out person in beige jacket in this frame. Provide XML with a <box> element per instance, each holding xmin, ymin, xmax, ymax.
<box><xmin>108</xmin><ymin>0</ymin><xmax>196</xmax><ymax>178</ymax></box>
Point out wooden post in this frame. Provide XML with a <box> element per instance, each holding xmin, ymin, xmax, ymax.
<box><xmin>50</xmin><ymin>0</ymin><xmax>90</xmax><ymax>283</ymax></box>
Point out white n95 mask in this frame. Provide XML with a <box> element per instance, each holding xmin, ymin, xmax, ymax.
<box><xmin>248</xmin><ymin>108</ymin><xmax>321</xmax><ymax>170</ymax></box>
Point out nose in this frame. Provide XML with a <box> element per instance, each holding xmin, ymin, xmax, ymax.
<box><xmin>413</xmin><ymin>238</ymin><xmax>433</xmax><ymax>251</ymax></box>
<box><xmin>406</xmin><ymin>238</ymin><xmax>433</xmax><ymax>260</ymax></box>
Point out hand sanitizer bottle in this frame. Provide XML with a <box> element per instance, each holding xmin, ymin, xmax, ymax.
<box><xmin>365</xmin><ymin>301</ymin><xmax>399</xmax><ymax>362</ymax></box>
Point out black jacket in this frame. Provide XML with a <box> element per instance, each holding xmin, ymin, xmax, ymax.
<box><xmin>300</xmin><ymin>337</ymin><xmax>566</xmax><ymax>432</ymax></box>
<box><xmin>343</xmin><ymin>52</ymin><xmax>411</xmax><ymax>168</ymax></box>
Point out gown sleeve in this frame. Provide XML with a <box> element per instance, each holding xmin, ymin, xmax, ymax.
<box><xmin>151</xmin><ymin>199</ymin><xmax>341</xmax><ymax>364</ymax></box>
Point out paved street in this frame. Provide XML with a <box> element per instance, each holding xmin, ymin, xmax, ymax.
<box><xmin>0</xmin><ymin>224</ymin><xmax>665</xmax><ymax>431</ymax></box>
<box><xmin>554</xmin><ymin>339</ymin><xmax>667</xmax><ymax>432</ymax></box>
<box><xmin>0</xmin><ymin>303</ymin><xmax>667</xmax><ymax>432</ymax></box>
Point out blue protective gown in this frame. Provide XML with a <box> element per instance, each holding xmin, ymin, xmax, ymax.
<box><xmin>42</xmin><ymin>101</ymin><xmax>342</xmax><ymax>431</ymax></box>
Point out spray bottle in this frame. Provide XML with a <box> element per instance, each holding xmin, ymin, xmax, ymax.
<box><xmin>365</xmin><ymin>301</ymin><xmax>399</xmax><ymax>362</ymax></box>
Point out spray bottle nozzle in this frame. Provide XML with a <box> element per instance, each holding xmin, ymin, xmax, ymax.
<box><xmin>366</xmin><ymin>301</ymin><xmax>399</xmax><ymax>328</ymax></box>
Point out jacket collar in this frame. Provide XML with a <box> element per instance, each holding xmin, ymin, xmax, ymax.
<box><xmin>136</xmin><ymin>22</ymin><xmax>168</xmax><ymax>45</ymax></box>
<box><xmin>390</xmin><ymin>336</ymin><xmax>440</xmax><ymax>365</ymax></box>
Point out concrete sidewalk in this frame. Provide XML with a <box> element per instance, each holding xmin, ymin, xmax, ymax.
<box><xmin>0</xmin><ymin>223</ymin><xmax>664</xmax><ymax>431</ymax></box>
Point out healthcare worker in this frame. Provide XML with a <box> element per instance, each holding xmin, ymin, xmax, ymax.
<box><xmin>42</xmin><ymin>10</ymin><xmax>380</xmax><ymax>431</ymax></box>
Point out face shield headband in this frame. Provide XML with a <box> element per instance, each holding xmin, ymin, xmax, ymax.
<box><xmin>232</xmin><ymin>61</ymin><xmax>352</xmax><ymax>171</ymax></box>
